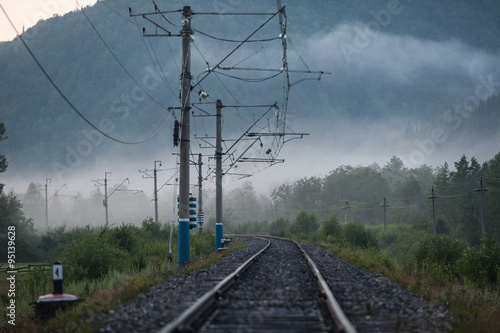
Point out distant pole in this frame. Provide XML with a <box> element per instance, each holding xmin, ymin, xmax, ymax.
<box><xmin>380</xmin><ymin>197</ymin><xmax>390</xmax><ymax>232</ymax></box>
<box><xmin>178</xmin><ymin>6</ymin><xmax>192</xmax><ymax>267</ymax></box>
<box><xmin>154</xmin><ymin>160</ymin><xmax>161</xmax><ymax>223</ymax></box>
<box><xmin>45</xmin><ymin>178</ymin><xmax>51</xmax><ymax>229</ymax></box>
<box><xmin>428</xmin><ymin>185</ymin><xmax>438</xmax><ymax>235</ymax></box>
<box><xmin>104</xmin><ymin>172</ymin><xmax>111</xmax><ymax>227</ymax></box>
<box><xmin>215</xmin><ymin>99</ymin><xmax>223</xmax><ymax>249</ymax></box>
<box><xmin>475</xmin><ymin>176</ymin><xmax>488</xmax><ymax>235</ymax></box>
<box><xmin>343</xmin><ymin>201</ymin><xmax>351</xmax><ymax>223</ymax></box>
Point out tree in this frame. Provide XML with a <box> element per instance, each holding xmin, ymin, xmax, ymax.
<box><xmin>395</xmin><ymin>177</ymin><xmax>424</xmax><ymax>207</ymax></box>
<box><xmin>0</xmin><ymin>191</ymin><xmax>39</xmax><ymax>261</ymax></box>
<box><xmin>291</xmin><ymin>210</ymin><xmax>319</xmax><ymax>235</ymax></box>
<box><xmin>485</xmin><ymin>152</ymin><xmax>500</xmax><ymax>236</ymax></box>
<box><xmin>292</xmin><ymin>177</ymin><xmax>322</xmax><ymax>211</ymax></box>
<box><xmin>0</xmin><ymin>122</ymin><xmax>7</xmax><ymax>193</ymax></box>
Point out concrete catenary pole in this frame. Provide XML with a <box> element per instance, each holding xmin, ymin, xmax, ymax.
<box><xmin>215</xmin><ymin>100</ymin><xmax>223</xmax><ymax>249</ymax></box>
<box><xmin>154</xmin><ymin>160</ymin><xmax>161</xmax><ymax>223</ymax></box>
<box><xmin>104</xmin><ymin>172</ymin><xmax>111</xmax><ymax>227</ymax></box>
<box><xmin>45</xmin><ymin>178</ymin><xmax>51</xmax><ymax>229</ymax></box>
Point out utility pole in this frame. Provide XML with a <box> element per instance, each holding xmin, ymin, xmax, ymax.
<box><xmin>140</xmin><ymin>161</ymin><xmax>163</xmax><ymax>223</ymax></box>
<box><xmin>45</xmin><ymin>178</ymin><xmax>51</xmax><ymax>229</ymax></box>
<box><xmin>428</xmin><ymin>185</ymin><xmax>438</xmax><ymax>235</ymax></box>
<box><xmin>104</xmin><ymin>172</ymin><xmax>110</xmax><ymax>227</ymax></box>
<box><xmin>44</xmin><ymin>180</ymin><xmax>67</xmax><ymax>229</ymax></box>
<box><xmin>215</xmin><ymin>99</ymin><xmax>223</xmax><ymax>249</ymax></box>
<box><xmin>93</xmin><ymin>172</ymin><xmax>111</xmax><ymax>227</ymax></box>
<box><xmin>154</xmin><ymin>161</ymin><xmax>160</xmax><ymax>223</ymax></box>
<box><xmin>197</xmin><ymin>153</ymin><xmax>204</xmax><ymax>233</ymax></box>
<box><xmin>177</xmin><ymin>6</ymin><xmax>193</xmax><ymax>267</ymax></box>
<box><xmin>380</xmin><ymin>197</ymin><xmax>390</xmax><ymax>232</ymax></box>
<box><xmin>343</xmin><ymin>201</ymin><xmax>352</xmax><ymax>223</ymax></box>
<box><xmin>475</xmin><ymin>176</ymin><xmax>488</xmax><ymax>235</ymax></box>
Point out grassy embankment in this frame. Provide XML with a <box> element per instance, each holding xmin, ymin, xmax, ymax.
<box><xmin>0</xmin><ymin>222</ymin><xmax>244</xmax><ymax>333</ymax></box>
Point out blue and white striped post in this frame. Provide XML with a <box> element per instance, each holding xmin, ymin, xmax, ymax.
<box><xmin>178</xmin><ymin>218</ymin><xmax>190</xmax><ymax>268</ymax></box>
<box><xmin>189</xmin><ymin>197</ymin><xmax>197</xmax><ymax>230</ymax></box>
<box><xmin>197</xmin><ymin>211</ymin><xmax>204</xmax><ymax>233</ymax></box>
<box><xmin>215</xmin><ymin>223</ymin><xmax>223</xmax><ymax>250</ymax></box>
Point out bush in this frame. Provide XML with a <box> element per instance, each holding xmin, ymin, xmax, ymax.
<box><xmin>59</xmin><ymin>233</ymin><xmax>131</xmax><ymax>282</ymax></box>
<box><xmin>109</xmin><ymin>223</ymin><xmax>138</xmax><ymax>253</ymax></box>
<box><xmin>291</xmin><ymin>210</ymin><xmax>319</xmax><ymax>235</ymax></box>
<box><xmin>458</xmin><ymin>236</ymin><xmax>500</xmax><ymax>288</ymax></box>
<box><xmin>270</xmin><ymin>218</ymin><xmax>291</xmax><ymax>235</ymax></box>
<box><xmin>414</xmin><ymin>235</ymin><xmax>463</xmax><ymax>269</ymax></box>
<box><xmin>320</xmin><ymin>217</ymin><xmax>341</xmax><ymax>238</ymax></box>
<box><xmin>141</xmin><ymin>217</ymin><xmax>162</xmax><ymax>239</ymax></box>
<box><xmin>342</xmin><ymin>222</ymin><xmax>376</xmax><ymax>249</ymax></box>
<box><xmin>19</xmin><ymin>265</ymin><xmax>50</xmax><ymax>299</ymax></box>
<box><xmin>191</xmin><ymin>233</ymin><xmax>216</xmax><ymax>259</ymax></box>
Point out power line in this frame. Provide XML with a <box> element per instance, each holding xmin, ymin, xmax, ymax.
<box><xmin>192</xmin><ymin>28</ymin><xmax>279</xmax><ymax>43</ymax></box>
<box><xmin>1</xmin><ymin>4</ymin><xmax>167</xmax><ymax>145</ymax></box>
<box><xmin>77</xmin><ymin>2</ymin><xmax>178</xmax><ymax>104</ymax></box>
<box><xmin>191</xmin><ymin>8</ymin><xmax>282</xmax><ymax>90</ymax></box>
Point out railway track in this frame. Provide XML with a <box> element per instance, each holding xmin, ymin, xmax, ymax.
<box><xmin>97</xmin><ymin>236</ymin><xmax>451</xmax><ymax>332</ymax></box>
<box><xmin>158</xmin><ymin>236</ymin><xmax>356</xmax><ymax>333</ymax></box>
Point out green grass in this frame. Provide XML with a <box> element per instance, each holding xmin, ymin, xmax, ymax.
<box><xmin>0</xmin><ymin>235</ymin><xmax>245</xmax><ymax>332</ymax></box>
<box><xmin>308</xmin><ymin>238</ymin><xmax>500</xmax><ymax>333</ymax></box>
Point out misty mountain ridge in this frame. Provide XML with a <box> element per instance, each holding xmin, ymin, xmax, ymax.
<box><xmin>1</xmin><ymin>0</ymin><xmax>499</xmax><ymax>184</ymax></box>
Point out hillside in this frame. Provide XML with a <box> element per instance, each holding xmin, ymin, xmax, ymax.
<box><xmin>1</xmin><ymin>0</ymin><xmax>499</xmax><ymax>180</ymax></box>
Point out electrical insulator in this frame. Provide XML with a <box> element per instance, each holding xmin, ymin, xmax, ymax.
<box><xmin>173</xmin><ymin>120</ymin><xmax>180</xmax><ymax>147</ymax></box>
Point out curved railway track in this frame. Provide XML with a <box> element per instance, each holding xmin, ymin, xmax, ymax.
<box><xmin>159</xmin><ymin>236</ymin><xmax>356</xmax><ymax>333</ymax></box>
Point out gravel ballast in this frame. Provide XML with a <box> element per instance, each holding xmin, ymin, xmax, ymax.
<box><xmin>92</xmin><ymin>237</ymin><xmax>452</xmax><ymax>332</ymax></box>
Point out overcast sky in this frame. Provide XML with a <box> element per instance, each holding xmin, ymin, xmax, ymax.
<box><xmin>0</xmin><ymin>0</ymin><xmax>97</xmax><ymax>41</ymax></box>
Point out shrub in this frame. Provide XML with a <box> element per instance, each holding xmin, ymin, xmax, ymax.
<box><xmin>342</xmin><ymin>222</ymin><xmax>377</xmax><ymax>249</ymax></box>
<box><xmin>141</xmin><ymin>217</ymin><xmax>162</xmax><ymax>239</ymax></box>
<box><xmin>270</xmin><ymin>218</ymin><xmax>291</xmax><ymax>235</ymax></box>
<box><xmin>291</xmin><ymin>210</ymin><xmax>319</xmax><ymax>235</ymax></box>
<box><xmin>414</xmin><ymin>235</ymin><xmax>463</xmax><ymax>269</ymax></box>
<box><xmin>19</xmin><ymin>265</ymin><xmax>50</xmax><ymax>299</ymax></box>
<box><xmin>192</xmin><ymin>233</ymin><xmax>216</xmax><ymax>259</ymax></box>
<box><xmin>320</xmin><ymin>217</ymin><xmax>341</xmax><ymax>238</ymax></box>
<box><xmin>59</xmin><ymin>233</ymin><xmax>130</xmax><ymax>282</ymax></box>
<box><xmin>109</xmin><ymin>223</ymin><xmax>138</xmax><ymax>253</ymax></box>
<box><xmin>458</xmin><ymin>236</ymin><xmax>500</xmax><ymax>288</ymax></box>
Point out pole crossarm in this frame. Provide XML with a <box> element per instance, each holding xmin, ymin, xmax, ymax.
<box><xmin>246</xmin><ymin>132</ymin><xmax>309</xmax><ymax>137</ymax></box>
<box><xmin>48</xmin><ymin>184</ymin><xmax>67</xmax><ymax>202</ymax></box>
<box><xmin>108</xmin><ymin>178</ymin><xmax>130</xmax><ymax>199</ymax></box>
<box><xmin>239</xmin><ymin>158</ymin><xmax>284</xmax><ymax>163</ymax></box>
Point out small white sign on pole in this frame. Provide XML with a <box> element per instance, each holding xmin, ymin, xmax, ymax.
<box><xmin>53</xmin><ymin>263</ymin><xmax>63</xmax><ymax>281</ymax></box>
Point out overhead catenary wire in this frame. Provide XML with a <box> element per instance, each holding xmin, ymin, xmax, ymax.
<box><xmin>101</xmin><ymin>0</ymin><xmax>136</xmax><ymax>24</ymax></box>
<box><xmin>77</xmin><ymin>1</ymin><xmax>177</xmax><ymax>110</ymax></box>
<box><xmin>191</xmin><ymin>7</ymin><xmax>283</xmax><ymax>91</ymax></box>
<box><xmin>192</xmin><ymin>28</ymin><xmax>279</xmax><ymax>43</ymax></box>
<box><xmin>1</xmin><ymin>4</ymin><xmax>170</xmax><ymax>145</ymax></box>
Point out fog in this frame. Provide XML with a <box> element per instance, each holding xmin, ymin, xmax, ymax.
<box><xmin>3</xmin><ymin>19</ymin><xmax>500</xmax><ymax>230</ymax></box>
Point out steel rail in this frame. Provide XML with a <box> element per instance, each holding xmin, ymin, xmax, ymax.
<box><xmin>292</xmin><ymin>239</ymin><xmax>358</xmax><ymax>333</ymax></box>
<box><xmin>158</xmin><ymin>236</ymin><xmax>271</xmax><ymax>333</ymax></box>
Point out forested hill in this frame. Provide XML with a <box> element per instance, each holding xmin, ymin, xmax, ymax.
<box><xmin>1</xmin><ymin>0</ymin><xmax>499</xmax><ymax>177</ymax></box>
